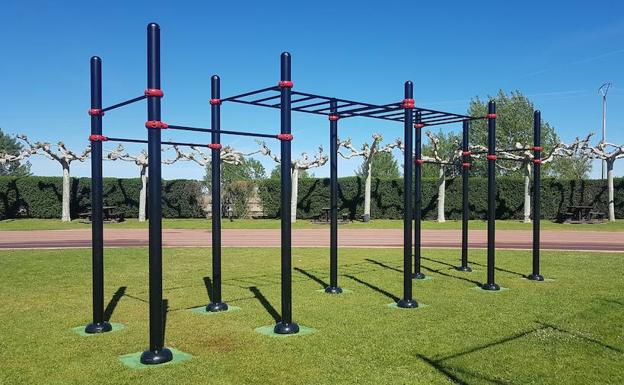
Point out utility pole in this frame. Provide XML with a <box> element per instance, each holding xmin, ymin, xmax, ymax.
<box><xmin>598</xmin><ymin>82</ymin><xmax>612</xmax><ymax>179</ymax></box>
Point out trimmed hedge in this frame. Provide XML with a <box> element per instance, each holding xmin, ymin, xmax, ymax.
<box><xmin>258</xmin><ymin>176</ymin><xmax>624</xmax><ymax>220</ymax></box>
<box><xmin>0</xmin><ymin>176</ymin><xmax>205</xmax><ymax>219</ymax></box>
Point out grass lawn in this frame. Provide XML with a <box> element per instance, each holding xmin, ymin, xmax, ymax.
<box><xmin>1</xmin><ymin>217</ymin><xmax>623</xmax><ymax>231</ymax></box>
<box><xmin>0</xmin><ymin>246</ymin><xmax>622</xmax><ymax>384</ymax></box>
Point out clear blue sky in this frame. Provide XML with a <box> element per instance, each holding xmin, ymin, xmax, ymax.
<box><xmin>1</xmin><ymin>0</ymin><xmax>623</xmax><ymax>179</ymax></box>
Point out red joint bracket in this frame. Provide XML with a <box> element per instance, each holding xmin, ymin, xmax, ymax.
<box><xmin>401</xmin><ymin>98</ymin><xmax>415</xmax><ymax>109</ymax></box>
<box><xmin>462</xmin><ymin>162</ymin><xmax>471</xmax><ymax>168</ymax></box>
<box><xmin>414</xmin><ymin>123</ymin><xmax>425</xmax><ymax>129</ymax></box>
<box><xmin>487</xmin><ymin>154</ymin><xmax>497</xmax><ymax>161</ymax></box>
<box><xmin>415</xmin><ymin>159</ymin><xmax>425</xmax><ymax>165</ymax></box>
<box><xmin>329</xmin><ymin>114</ymin><xmax>340</xmax><ymax>121</ymax></box>
<box><xmin>533</xmin><ymin>159</ymin><xmax>542</xmax><ymax>165</ymax></box>
<box><xmin>207</xmin><ymin>143</ymin><xmax>222</xmax><ymax>150</ymax></box>
<box><xmin>145</xmin><ymin>120</ymin><xmax>169</xmax><ymax>129</ymax></box>
<box><xmin>277</xmin><ymin>133</ymin><xmax>293</xmax><ymax>141</ymax></box>
<box><xmin>88</xmin><ymin>108</ymin><xmax>104</xmax><ymax>116</ymax></box>
<box><xmin>88</xmin><ymin>134</ymin><xmax>108</xmax><ymax>142</ymax></box>
<box><xmin>486</xmin><ymin>113</ymin><xmax>497</xmax><ymax>119</ymax></box>
<box><xmin>145</xmin><ymin>88</ymin><xmax>164</xmax><ymax>97</ymax></box>
<box><xmin>278</xmin><ymin>80</ymin><xmax>293</xmax><ymax>88</ymax></box>
<box><xmin>462</xmin><ymin>151</ymin><xmax>471</xmax><ymax>156</ymax></box>
<box><xmin>209</xmin><ymin>98</ymin><xmax>221</xmax><ymax>105</ymax></box>
<box><xmin>533</xmin><ymin>146</ymin><xmax>542</xmax><ymax>151</ymax></box>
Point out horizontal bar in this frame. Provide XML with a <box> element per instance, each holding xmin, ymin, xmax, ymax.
<box><xmin>168</xmin><ymin>124</ymin><xmax>277</xmax><ymax>139</ymax></box>
<box><xmin>270</xmin><ymin>95</ymin><xmax>317</xmax><ymax>107</ymax></box>
<box><xmin>221</xmin><ymin>86</ymin><xmax>278</xmax><ymax>102</ymax></box>
<box><xmin>420</xmin><ymin>160</ymin><xmax>457</xmax><ymax>166</ymax></box>
<box><xmin>249</xmin><ymin>94</ymin><xmax>281</xmax><ymax>103</ymax></box>
<box><xmin>308</xmin><ymin>102</ymin><xmax>357</xmax><ymax>113</ymax></box>
<box><xmin>471</xmin><ymin>148</ymin><xmax>532</xmax><ymax>155</ymax></box>
<box><xmin>102</xmin><ymin>95</ymin><xmax>147</xmax><ymax>112</ymax></box>
<box><xmin>107</xmin><ymin>137</ymin><xmax>217</xmax><ymax>148</ymax></box>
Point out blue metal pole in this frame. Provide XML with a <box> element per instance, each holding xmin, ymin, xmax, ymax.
<box><xmin>397</xmin><ymin>82</ymin><xmax>418</xmax><ymax>308</ymax></box>
<box><xmin>413</xmin><ymin>111</ymin><xmax>425</xmax><ymax>280</ymax></box>
<box><xmin>527</xmin><ymin>110</ymin><xmax>544</xmax><ymax>281</ymax></box>
<box><xmin>140</xmin><ymin>22</ymin><xmax>173</xmax><ymax>364</ymax></box>
<box><xmin>457</xmin><ymin>120</ymin><xmax>472</xmax><ymax>272</ymax></box>
<box><xmin>325</xmin><ymin>99</ymin><xmax>342</xmax><ymax>294</ymax></box>
<box><xmin>85</xmin><ymin>56</ymin><xmax>112</xmax><ymax>334</ymax></box>
<box><xmin>207</xmin><ymin>75</ymin><xmax>229</xmax><ymax>311</ymax></box>
<box><xmin>274</xmin><ymin>52</ymin><xmax>299</xmax><ymax>334</ymax></box>
<box><xmin>482</xmin><ymin>101</ymin><xmax>500</xmax><ymax>291</ymax></box>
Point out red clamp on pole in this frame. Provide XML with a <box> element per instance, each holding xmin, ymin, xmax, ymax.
<box><xmin>278</xmin><ymin>80</ymin><xmax>293</xmax><ymax>88</ymax></box>
<box><xmin>486</xmin><ymin>113</ymin><xmax>497</xmax><ymax>119</ymax></box>
<box><xmin>88</xmin><ymin>108</ymin><xmax>104</xmax><ymax>116</ymax></box>
<box><xmin>209</xmin><ymin>98</ymin><xmax>221</xmax><ymax>105</ymax></box>
<box><xmin>145</xmin><ymin>88</ymin><xmax>164</xmax><ymax>97</ymax></box>
<box><xmin>277</xmin><ymin>133</ymin><xmax>293</xmax><ymax>141</ymax></box>
<box><xmin>329</xmin><ymin>114</ymin><xmax>340</xmax><ymax>121</ymax></box>
<box><xmin>533</xmin><ymin>159</ymin><xmax>542</xmax><ymax>165</ymax></box>
<box><xmin>486</xmin><ymin>154</ymin><xmax>497</xmax><ymax>161</ymax></box>
<box><xmin>401</xmin><ymin>98</ymin><xmax>415</xmax><ymax>109</ymax></box>
<box><xmin>462</xmin><ymin>162</ymin><xmax>471</xmax><ymax>168</ymax></box>
<box><xmin>88</xmin><ymin>134</ymin><xmax>108</xmax><ymax>142</ymax></box>
<box><xmin>415</xmin><ymin>159</ymin><xmax>425</xmax><ymax>165</ymax></box>
<box><xmin>207</xmin><ymin>143</ymin><xmax>222</xmax><ymax>150</ymax></box>
<box><xmin>145</xmin><ymin>120</ymin><xmax>169</xmax><ymax>129</ymax></box>
<box><xmin>532</xmin><ymin>146</ymin><xmax>542</xmax><ymax>151</ymax></box>
<box><xmin>462</xmin><ymin>151</ymin><xmax>471</xmax><ymax>156</ymax></box>
<box><xmin>414</xmin><ymin>123</ymin><xmax>425</xmax><ymax>129</ymax></box>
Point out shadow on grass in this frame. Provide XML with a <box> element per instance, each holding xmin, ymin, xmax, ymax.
<box><xmin>203</xmin><ymin>276</ymin><xmax>213</xmax><ymax>302</ymax></box>
<box><xmin>366</xmin><ymin>257</ymin><xmax>483</xmax><ymax>287</ymax></box>
<box><xmin>249</xmin><ymin>286</ymin><xmax>280</xmax><ymax>323</ymax></box>
<box><xmin>344</xmin><ymin>274</ymin><xmax>399</xmax><ymax>302</ymax></box>
<box><xmin>103</xmin><ymin>286</ymin><xmax>126</xmax><ymax>322</ymax></box>
<box><xmin>294</xmin><ymin>267</ymin><xmax>328</xmax><ymax>288</ymax></box>
<box><xmin>364</xmin><ymin>258</ymin><xmax>402</xmax><ymax>273</ymax></box>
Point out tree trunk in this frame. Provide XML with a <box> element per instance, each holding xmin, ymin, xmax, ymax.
<box><xmin>607</xmin><ymin>159</ymin><xmax>615</xmax><ymax>222</ymax></box>
<box><xmin>291</xmin><ymin>167</ymin><xmax>299</xmax><ymax>223</ymax></box>
<box><xmin>139</xmin><ymin>166</ymin><xmax>147</xmax><ymax>222</ymax></box>
<box><xmin>363</xmin><ymin>160</ymin><xmax>372</xmax><ymax>222</ymax></box>
<box><xmin>61</xmin><ymin>162</ymin><xmax>71</xmax><ymax>222</ymax></box>
<box><xmin>437</xmin><ymin>165</ymin><xmax>446</xmax><ymax>223</ymax></box>
<box><xmin>523</xmin><ymin>162</ymin><xmax>531</xmax><ymax>223</ymax></box>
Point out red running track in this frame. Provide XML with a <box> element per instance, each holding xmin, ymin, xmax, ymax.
<box><xmin>0</xmin><ymin>229</ymin><xmax>622</xmax><ymax>252</ymax></box>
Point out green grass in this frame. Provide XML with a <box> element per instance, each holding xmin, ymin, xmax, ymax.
<box><xmin>0</xmin><ymin>246</ymin><xmax>622</xmax><ymax>384</ymax></box>
<box><xmin>1</xmin><ymin>217</ymin><xmax>623</xmax><ymax>231</ymax></box>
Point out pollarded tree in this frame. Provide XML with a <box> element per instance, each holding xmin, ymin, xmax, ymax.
<box><xmin>17</xmin><ymin>135</ymin><xmax>91</xmax><ymax>222</ymax></box>
<box><xmin>339</xmin><ymin>134</ymin><xmax>401</xmax><ymax>222</ymax></box>
<box><xmin>257</xmin><ymin>141</ymin><xmax>328</xmax><ymax>223</ymax></box>
<box><xmin>584</xmin><ymin>136</ymin><xmax>624</xmax><ymax>222</ymax></box>
<box><xmin>423</xmin><ymin>131</ymin><xmax>462</xmax><ymax>223</ymax></box>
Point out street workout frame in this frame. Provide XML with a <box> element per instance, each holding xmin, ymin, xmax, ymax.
<box><xmin>84</xmin><ymin>22</ymin><xmax>546</xmax><ymax>366</ymax></box>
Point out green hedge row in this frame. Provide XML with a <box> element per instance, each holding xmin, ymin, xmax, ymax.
<box><xmin>0</xmin><ymin>176</ymin><xmax>205</xmax><ymax>219</ymax></box>
<box><xmin>258</xmin><ymin>176</ymin><xmax>624</xmax><ymax>220</ymax></box>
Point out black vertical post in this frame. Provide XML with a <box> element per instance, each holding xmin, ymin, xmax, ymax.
<box><xmin>482</xmin><ymin>101</ymin><xmax>500</xmax><ymax>291</ymax></box>
<box><xmin>457</xmin><ymin>120</ymin><xmax>472</xmax><ymax>272</ymax></box>
<box><xmin>207</xmin><ymin>75</ymin><xmax>229</xmax><ymax>310</ymax></box>
<box><xmin>413</xmin><ymin>111</ymin><xmax>425</xmax><ymax>280</ymax></box>
<box><xmin>85</xmin><ymin>56</ymin><xmax>112</xmax><ymax>334</ymax></box>
<box><xmin>140</xmin><ymin>22</ymin><xmax>173</xmax><ymax>365</ymax></box>
<box><xmin>397</xmin><ymin>82</ymin><xmax>418</xmax><ymax>308</ymax></box>
<box><xmin>274</xmin><ymin>52</ymin><xmax>299</xmax><ymax>334</ymax></box>
<box><xmin>325</xmin><ymin>99</ymin><xmax>342</xmax><ymax>294</ymax></box>
<box><xmin>527</xmin><ymin>110</ymin><xmax>544</xmax><ymax>281</ymax></box>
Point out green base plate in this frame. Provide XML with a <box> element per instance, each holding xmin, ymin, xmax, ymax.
<box><xmin>71</xmin><ymin>322</ymin><xmax>125</xmax><ymax>337</ymax></box>
<box><xmin>387</xmin><ymin>302</ymin><xmax>429</xmax><ymax>309</ymax></box>
<box><xmin>255</xmin><ymin>325</ymin><xmax>317</xmax><ymax>337</ymax></box>
<box><xmin>189</xmin><ymin>305</ymin><xmax>241</xmax><ymax>315</ymax></box>
<box><xmin>119</xmin><ymin>348</ymin><xmax>192</xmax><ymax>369</ymax></box>
<box><xmin>315</xmin><ymin>288</ymin><xmax>354</xmax><ymax>294</ymax></box>
<box><xmin>414</xmin><ymin>275</ymin><xmax>433</xmax><ymax>281</ymax></box>
<box><xmin>472</xmin><ymin>286</ymin><xmax>510</xmax><ymax>292</ymax></box>
<box><xmin>521</xmin><ymin>277</ymin><xmax>556</xmax><ymax>282</ymax></box>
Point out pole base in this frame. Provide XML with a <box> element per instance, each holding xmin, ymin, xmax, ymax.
<box><xmin>140</xmin><ymin>348</ymin><xmax>173</xmax><ymax>365</ymax></box>
<box><xmin>455</xmin><ymin>266</ymin><xmax>472</xmax><ymax>273</ymax></box>
<box><xmin>206</xmin><ymin>302</ymin><xmax>229</xmax><ymax>312</ymax></box>
<box><xmin>84</xmin><ymin>321</ymin><xmax>113</xmax><ymax>334</ymax></box>
<box><xmin>526</xmin><ymin>273</ymin><xmax>544</xmax><ymax>281</ymax></box>
<box><xmin>273</xmin><ymin>321</ymin><xmax>300</xmax><ymax>335</ymax></box>
<box><xmin>412</xmin><ymin>272</ymin><xmax>426</xmax><ymax>280</ymax></box>
<box><xmin>396</xmin><ymin>298</ymin><xmax>419</xmax><ymax>308</ymax></box>
<box><xmin>481</xmin><ymin>283</ymin><xmax>500</xmax><ymax>291</ymax></box>
<box><xmin>324</xmin><ymin>286</ymin><xmax>343</xmax><ymax>294</ymax></box>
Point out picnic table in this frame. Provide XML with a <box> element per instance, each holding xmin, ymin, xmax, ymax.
<box><xmin>312</xmin><ymin>207</ymin><xmax>350</xmax><ymax>224</ymax></box>
<box><xmin>79</xmin><ymin>206</ymin><xmax>125</xmax><ymax>223</ymax></box>
<box><xmin>564</xmin><ymin>205</ymin><xmax>604</xmax><ymax>224</ymax></box>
